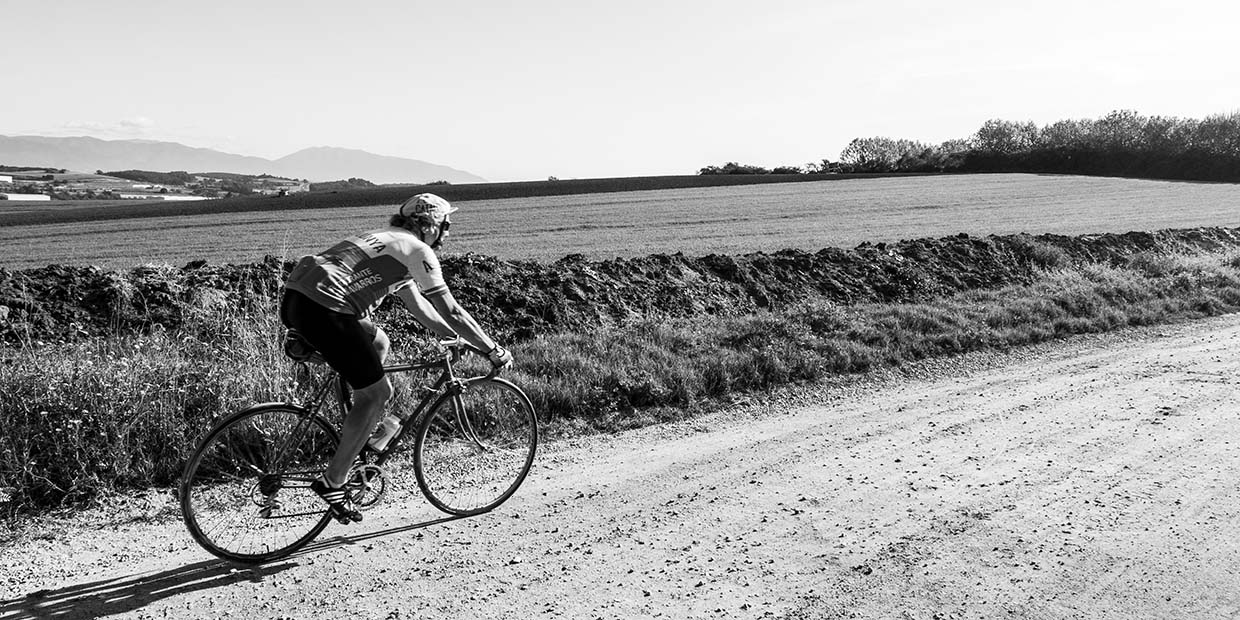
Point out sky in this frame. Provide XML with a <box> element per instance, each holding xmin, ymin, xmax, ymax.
<box><xmin>3</xmin><ymin>0</ymin><xmax>1237</xmax><ymax>182</ymax></box>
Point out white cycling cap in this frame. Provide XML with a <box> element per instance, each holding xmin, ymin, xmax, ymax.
<box><xmin>398</xmin><ymin>193</ymin><xmax>458</xmax><ymax>222</ymax></box>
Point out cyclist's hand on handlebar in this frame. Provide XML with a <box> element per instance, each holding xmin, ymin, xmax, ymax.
<box><xmin>486</xmin><ymin>345</ymin><xmax>513</xmax><ymax>369</ymax></box>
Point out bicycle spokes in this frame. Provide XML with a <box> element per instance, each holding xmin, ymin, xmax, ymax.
<box><xmin>414</xmin><ymin>378</ymin><xmax>537</xmax><ymax>516</ymax></box>
<box><xmin>181</xmin><ymin>406</ymin><xmax>338</xmax><ymax>563</ymax></box>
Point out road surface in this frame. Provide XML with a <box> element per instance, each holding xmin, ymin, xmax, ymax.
<box><xmin>3</xmin><ymin>315</ymin><xmax>1240</xmax><ymax>619</ymax></box>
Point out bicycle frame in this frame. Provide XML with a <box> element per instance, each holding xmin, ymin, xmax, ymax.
<box><xmin>367</xmin><ymin>356</ymin><xmax>459</xmax><ymax>466</ymax></box>
<box><xmin>231</xmin><ymin>373</ymin><xmax>343</xmax><ymax>517</ymax></box>
<box><xmin>291</xmin><ymin>344</ymin><xmax>496</xmax><ymax>467</ymax></box>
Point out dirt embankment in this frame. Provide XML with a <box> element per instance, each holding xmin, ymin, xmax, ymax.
<box><xmin>3</xmin><ymin>227</ymin><xmax>1240</xmax><ymax>344</ymax></box>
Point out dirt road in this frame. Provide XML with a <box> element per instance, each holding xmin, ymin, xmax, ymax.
<box><xmin>4</xmin><ymin>315</ymin><xmax>1240</xmax><ymax>619</ymax></box>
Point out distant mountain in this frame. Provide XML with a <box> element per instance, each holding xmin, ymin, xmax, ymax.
<box><xmin>270</xmin><ymin>146</ymin><xmax>485</xmax><ymax>185</ymax></box>
<box><xmin>0</xmin><ymin>135</ymin><xmax>487</xmax><ymax>184</ymax></box>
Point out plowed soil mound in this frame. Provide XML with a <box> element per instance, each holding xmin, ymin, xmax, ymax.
<box><xmin>4</xmin><ymin>228</ymin><xmax>1240</xmax><ymax>344</ymax></box>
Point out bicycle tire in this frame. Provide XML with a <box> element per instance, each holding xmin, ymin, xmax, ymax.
<box><xmin>180</xmin><ymin>404</ymin><xmax>337</xmax><ymax>564</ymax></box>
<box><xmin>413</xmin><ymin>378</ymin><xmax>537</xmax><ymax>516</ymax></box>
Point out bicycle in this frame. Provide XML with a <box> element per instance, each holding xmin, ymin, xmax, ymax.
<box><xmin>179</xmin><ymin>336</ymin><xmax>538</xmax><ymax>564</ymax></box>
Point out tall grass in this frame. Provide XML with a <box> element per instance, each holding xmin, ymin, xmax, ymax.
<box><xmin>0</xmin><ymin>296</ymin><xmax>290</xmax><ymax>509</ymax></box>
<box><xmin>4</xmin><ymin>250</ymin><xmax>1240</xmax><ymax>512</ymax></box>
<box><xmin>505</xmin><ymin>251</ymin><xmax>1240</xmax><ymax>430</ymax></box>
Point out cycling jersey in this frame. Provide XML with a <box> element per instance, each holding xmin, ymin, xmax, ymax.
<box><xmin>284</xmin><ymin>227</ymin><xmax>447</xmax><ymax>316</ymax></box>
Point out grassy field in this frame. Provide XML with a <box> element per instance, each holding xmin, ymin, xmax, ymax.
<box><xmin>2</xmin><ymin>173</ymin><xmax>1238</xmax><ymax>270</ymax></box>
<box><xmin>0</xmin><ymin>172</ymin><xmax>908</xmax><ymax>226</ymax></box>
<box><xmin>0</xmin><ymin>199</ymin><xmax>136</xmax><ymax>216</ymax></box>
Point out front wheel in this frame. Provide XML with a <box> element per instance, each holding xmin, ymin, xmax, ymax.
<box><xmin>180</xmin><ymin>404</ymin><xmax>338</xmax><ymax>564</ymax></box>
<box><xmin>414</xmin><ymin>378</ymin><xmax>537</xmax><ymax>515</ymax></box>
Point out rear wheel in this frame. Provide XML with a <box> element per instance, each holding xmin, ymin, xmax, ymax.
<box><xmin>180</xmin><ymin>404</ymin><xmax>337</xmax><ymax>564</ymax></box>
<box><xmin>414</xmin><ymin>379</ymin><xmax>537</xmax><ymax>515</ymax></box>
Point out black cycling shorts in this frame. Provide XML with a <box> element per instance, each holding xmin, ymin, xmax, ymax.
<box><xmin>279</xmin><ymin>289</ymin><xmax>384</xmax><ymax>389</ymax></box>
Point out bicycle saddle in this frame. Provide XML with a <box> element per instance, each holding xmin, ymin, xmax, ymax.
<box><xmin>282</xmin><ymin>329</ymin><xmax>323</xmax><ymax>363</ymax></box>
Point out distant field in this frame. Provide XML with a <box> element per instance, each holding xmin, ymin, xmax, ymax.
<box><xmin>0</xmin><ymin>172</ymin><xmax>903</xmax><ymax>227</ymax></box>
<box><xmin>2</xmin><ymin>173</ymin><xmax>1238</xmax><ymax>270</ymax></box>
<box><xmin>0</xmin><ymin>200</ymin><xmax>136</xmax><ymax>217</ymax></box>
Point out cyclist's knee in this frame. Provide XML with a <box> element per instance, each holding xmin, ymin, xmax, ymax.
<box><xmin>353</xmin><ymin>376</ymin><xmax>393</xmax><ymax>406</ymax></box>
<box><xmin>360</xmin><ymin>319</ymin><xmax>390</xmax><ymax>363</ymax></box>
<box><xmin>372</xmin><ymin>327</ymin><xmax>391</xmax><ymax>363</ymax></box>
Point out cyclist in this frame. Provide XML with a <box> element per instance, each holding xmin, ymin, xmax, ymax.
<box><xmin>279</xmin><ymin>192</ymin><xmax>512</xmax><ymax>523</ymax></box>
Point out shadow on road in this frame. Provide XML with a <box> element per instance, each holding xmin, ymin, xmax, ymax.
<box><xmin>292</xmin><ymin>513</ymin><xmax>468</xmax><ymax>558</ymax></box>
<box><xmin>0</xmin><ymin>514</ymin><xmax>470</xmax><ymax>620</ymax></box>
<box><xmin>0</xmin><ymin>559</ymin><xmax>297</xmax><ymax>620</ymax></box>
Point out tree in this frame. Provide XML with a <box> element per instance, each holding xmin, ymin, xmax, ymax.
<box><xmin>840</xmin><ymin>138</ymin><xmax>892</xmax><ymax>171</ymax></box>
<box><xmin>1139</xmin><ymin>115</ymin><xmax>1191</xmax><ymax>154</ymax></box>
<box><xmin>1036</xmin><ymin>119</ymin><xmax>1088</xmax><ymax>150</ymax></box>
<box><xmin>805</xmin><ymin>159</ymin><xmax>846</xmax><ymax>174</ymax></box>
<box><xmin>1191</xmin><ymin>112</ymin><xmax>1240</xmax><ymax>157</ymax></box>
<box><xmin>698</xmin><ymin>162</ymin><xmax>770</xmax><ymax>175</ymax></box>
<box><xmin>938</xmin><ymin>138</ymin><xmax>972</xmax><ymax>154</ymax></box>
<box><xmin>1088</xmin><ymin>109</ymin><xmax>1145</xmax><ymax>150</ymax></box>
<box><xmin>972</xmin><ymin>119</ymin><xmax>1038</xmax><ymax>154</ymax></box>
<box><xmin>839</xmin><ymin>137</ymin><xmax>930</xmax><ymax>172</ymax></box>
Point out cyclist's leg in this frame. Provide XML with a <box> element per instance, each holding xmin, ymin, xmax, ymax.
<box><xmin>324</xmin><ymin>375</ymin><xmax>391</xmax><ymax>487</ymax></box>
<box><xmin>281</xmin><ymin>292</ymin><xmax>392</xmax><ymax>489</ymax></box>
<box><xmin>319</xmin><ymin>318</ymin><xmax>391</xmax><ymax>486</ymax></box>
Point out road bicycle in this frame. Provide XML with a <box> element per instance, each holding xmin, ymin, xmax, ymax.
<box><xmin>179</xmin><ymin>337</ymin><xmax>538</xmax><ymax>564</ymax></box>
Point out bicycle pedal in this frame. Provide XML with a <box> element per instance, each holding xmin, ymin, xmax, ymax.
<box><xmin>329</xmin><ymin>507</ymin><xmax>363</xmax><ymax>525</ymax></box>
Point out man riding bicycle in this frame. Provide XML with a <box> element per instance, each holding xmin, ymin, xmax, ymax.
<box><xmin>279</xmin><ymin>193</ymin><xmax>512</xmax><ymax>523</ymax></box>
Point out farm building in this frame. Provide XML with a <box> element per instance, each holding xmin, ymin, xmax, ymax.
<box><xmin>0</xmin><ymin>175</ymin><xmax>12</xmax><ymax>184</ymax></box>
<box><xmin>157</xmin><ymin>195</ymin><xmax>213</xmax><ymax>201</ymax></box>
<box><xmin>0</xmin><ymin>193</ymin><xmax>51</xmax><ymax>201</ymax></box>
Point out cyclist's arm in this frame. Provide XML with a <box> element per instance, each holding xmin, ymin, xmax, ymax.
<box><xmin>423</xmin><ymin>288</ymin><xmax>498</xmax><ymax>354</ymax></box>
<box><xmin>397</xmin><ymin>240</ymin><xmax>499</xmax><ymax>354</ymax></box>
<box><xmin>394</xmin><ymin>286</ymin><xmax>457</xmax><ymax>340</ymax></box>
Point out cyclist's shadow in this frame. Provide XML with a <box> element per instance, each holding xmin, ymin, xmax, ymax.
<box><xmin>0</xmin><ymin>515</ymin><xmax>466</xmax><ymax>620</ymax></box>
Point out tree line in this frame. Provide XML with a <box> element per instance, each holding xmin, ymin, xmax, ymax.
<box><xmin>0</xmin><ymin>165</ymin><xmax>66</xmax><ymax>174</ymax></box>
<box><xmin>699</xmin><ymin>110</ymin><xmax>1240</xmax><ymax>182</ymax></box>
<box><xmin>104</xmin><ymin>169</ymin><xmax>199</xmax><ymax>186</ymax></box>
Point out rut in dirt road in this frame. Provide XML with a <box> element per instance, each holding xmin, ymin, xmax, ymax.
<box><xmin>4</xmin><ymin>316</ymin><xmax>1240</xmax><ymax>620</ymax></box>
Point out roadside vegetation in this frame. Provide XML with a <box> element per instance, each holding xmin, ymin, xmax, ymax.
<box><xmin>4</xmin><ymin>245</ymin><xmax>1240</xmax><ymax>516</ymax></box>
<box><xmin>701</xmin><ymin>110</ymin><xmax>1240</xmax><ymax>184</ymax></box>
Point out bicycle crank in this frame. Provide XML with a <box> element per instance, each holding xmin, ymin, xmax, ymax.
<box><xmin>347</xmin><ymin>463</ymin><xmax>390</xmax><ymax>510</ymax></box>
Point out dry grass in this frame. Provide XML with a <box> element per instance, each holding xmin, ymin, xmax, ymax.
<box><xmin>4</xmin><ymin>250</ymin><xmax>1240</xmax><ymax>515</ymax></box>
<box><xmin>506</xmin><ymin>251</ymin><xmax>1240</xmax><ymax>432</ymax></box>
